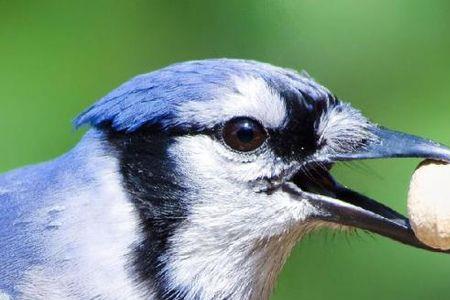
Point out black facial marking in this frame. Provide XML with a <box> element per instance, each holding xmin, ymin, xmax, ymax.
<box><xmin>106</xmin><ymin>127</ymin><xmax>191</xmax><ymax>300</ymax></box>
<box><xmin>269</xmin><ymin>90</ymin><xmax>330</xmax><ymax>161</ymax></box>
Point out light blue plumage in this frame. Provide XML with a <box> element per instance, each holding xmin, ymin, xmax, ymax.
<box><xmin>0</xmin><ymin>131</ymin><xmax>125</xmax><ymax>298</ymax></box>
<box><xmin>74</xmin><ymin>59</ymin><xmax>328</xmax><ymax>132</ymax></box>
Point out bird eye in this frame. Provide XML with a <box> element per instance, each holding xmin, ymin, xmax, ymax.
<box><xmin>222</xmin><ymin>117</ymin><xmax>268</xmax><ymax>152</ymax></box>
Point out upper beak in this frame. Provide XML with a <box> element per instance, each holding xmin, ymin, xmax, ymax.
<box><xmin>329</xmin><ymin>126</ymin><xmax>450</xmax><ymax>162</ymax></box>
<box><xmin>284</xmin><ymin>125</ymin><xmax>450</xmax><ymax>253</ymax></box>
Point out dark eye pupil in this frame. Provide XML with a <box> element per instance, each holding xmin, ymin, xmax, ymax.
<box><xmin>222</xmin><ymin>117</ymin><xmax>267</xmax><ymax>152</ymax></box>
<box><xmin>236</xmin><ymin>123</ymin><xmax>255</xmax><ymax>144</ymax></box>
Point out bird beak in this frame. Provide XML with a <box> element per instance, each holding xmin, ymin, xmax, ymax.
<box><xmin>284</xmin><ymin>126</ymin><xmax>450</xmax><ymax>253</ymax></box>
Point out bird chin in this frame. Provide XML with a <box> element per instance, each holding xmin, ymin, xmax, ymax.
<box><xmin>281</xmin><ymin>125</ymin><xmax>450</xmax><ymax>254</ymax></box>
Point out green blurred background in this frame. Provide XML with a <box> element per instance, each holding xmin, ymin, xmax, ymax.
<box><xmin>1</xmin><ymin>1</ymin><xmax>450</xmax><ymax>299</ymax></box>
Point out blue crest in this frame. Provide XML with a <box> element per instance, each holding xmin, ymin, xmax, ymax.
<box><xmin>74</xmin><ymin>59</ymin><xmax>328</xmax><ymax>132</ymax></box>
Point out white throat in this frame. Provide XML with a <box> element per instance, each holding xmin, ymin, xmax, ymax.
<box><xmin>160</xmin><ymin>134</ymin><xmax>319</xmax><ymax>300</ymax></box>
<box><xmin>165</xmin><ymin>215</ymin><xmax>311</xmax><ymax>300</ymax></box>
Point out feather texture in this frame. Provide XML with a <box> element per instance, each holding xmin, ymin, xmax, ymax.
<box><xmin>74</xmin><ymin>59</ymin><xmax>331</xmax><ymax>132</ymax></box>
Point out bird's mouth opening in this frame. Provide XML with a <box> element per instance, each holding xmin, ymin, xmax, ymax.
<box><xmin>283</xmin><ymin>126</ymin><xmax>450</xmax><ymax>253</ymax></box>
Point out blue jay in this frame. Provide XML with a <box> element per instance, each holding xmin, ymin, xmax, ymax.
<box><xmin>1</xmin><ymin>59</ymin><xmax>450</xmax><ymax>300</ymax></box>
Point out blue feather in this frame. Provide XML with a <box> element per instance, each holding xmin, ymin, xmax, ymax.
<box><xmin>74</xmin><ymin>59</ymin><xmax>330</xmax><ymax>132</ymax></box>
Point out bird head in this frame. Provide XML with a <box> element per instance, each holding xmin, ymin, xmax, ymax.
<box><xmin>75</xmin><ymin>59</ymin><xmax>450</xmax><ymax>299</ymax></box>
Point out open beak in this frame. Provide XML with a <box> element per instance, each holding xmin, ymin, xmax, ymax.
<box><xmin>284</xmin><ymin>126</ymin><xmax>450</xmax><ymax>253</ymax></box>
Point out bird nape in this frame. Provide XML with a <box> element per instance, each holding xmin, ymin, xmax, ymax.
<box><xmin>0</xmin><ymin>59</ymin><xmax>449</xmax><ymax>300</ymax></box>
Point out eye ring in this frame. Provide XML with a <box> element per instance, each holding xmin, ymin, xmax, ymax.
<box><xmin>221</xmin><ymin>117</ymin><xmax>268</xmax><ymax>152</ymax></box>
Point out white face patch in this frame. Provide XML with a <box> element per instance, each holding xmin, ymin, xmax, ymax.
<box><xmin>177</xmin><ymin>76</ymin><xmax>287</xmax><ymax>130</ymax></box>
<box><xmin>162</xmin><ymin>135</ymin><xmax>320</xmax><ymax>300</ymax></box>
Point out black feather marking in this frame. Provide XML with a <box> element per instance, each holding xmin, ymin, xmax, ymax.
<box><xmin>106</xmin><ymin>127</ymin><xmax>191</xmax><ymax>300</ymax></box>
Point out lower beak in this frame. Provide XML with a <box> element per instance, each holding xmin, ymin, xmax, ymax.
<box><xmin>285</xmin><ymin>126</ymin><xmax>450</xmax><ymax>253</ymax></box>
